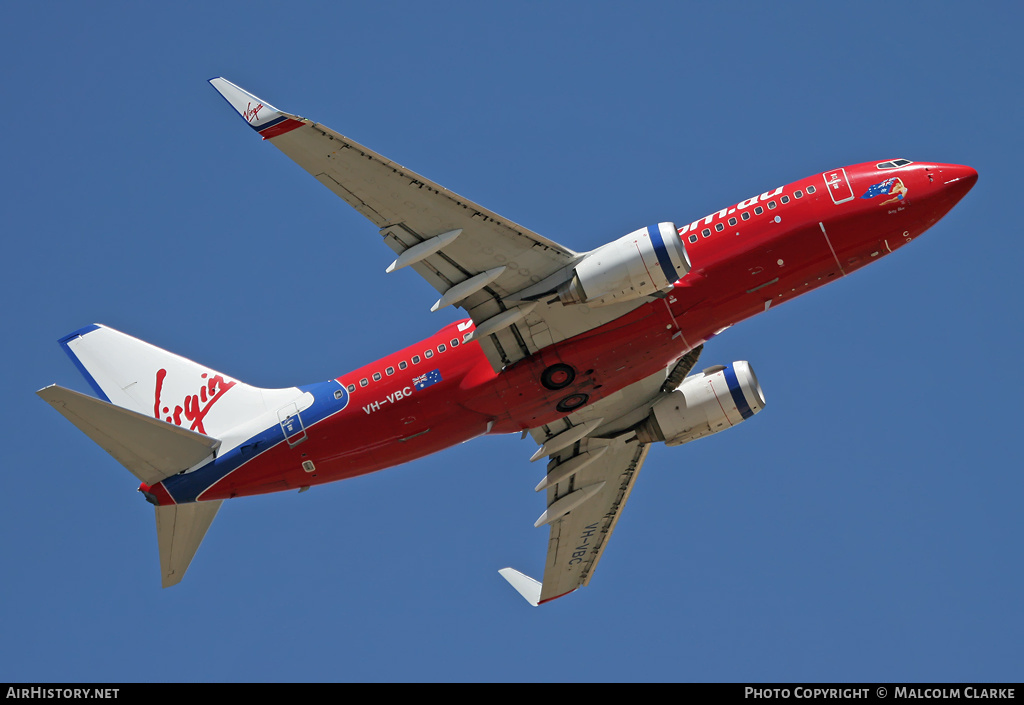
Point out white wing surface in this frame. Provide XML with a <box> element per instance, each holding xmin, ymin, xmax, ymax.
<box><xmin>209</xmin><ymin>78</ymin><xmax>646</xmax><ymax>370</ymax></box>
<box><xmin>502</xmin><ymin>346</ymin><xmax>704</xmax><ymax>603</ymax></box>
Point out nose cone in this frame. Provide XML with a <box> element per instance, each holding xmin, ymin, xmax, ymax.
<box><xmin>949</xmin><ymin>163</ymin><xmax>978</xmax><ymax>195</ymax></box>
<box><xmin>934</xmin><ymin>163</ymin><xmax>978</xmax><ymax>204</ymax></box>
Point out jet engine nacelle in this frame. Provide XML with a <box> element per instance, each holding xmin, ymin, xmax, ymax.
<box><xmin>635</xmin><ymin>361</ymin><xmax>765</xmax><ymax>446</ymax></box>
<box><xmin>557</xmin><ymin>222</ymin><xmax>691</xmax><ymax>306</ymax></box>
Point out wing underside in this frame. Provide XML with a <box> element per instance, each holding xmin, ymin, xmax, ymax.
<box><xmin>503</xmin><ymin>346</ymin><xmax>704</xmax><ymax>603</ymax></box>
<box><xmin>209</xmin><ymin>77</ymin><xmax>647</xmax><ymax>370</ymax></box>
<box><xmin>209</xmin><ymin>78</ymin><xmax>707</xmax><ymax>603</ymax></box>
<box><xmin>536</xmin><ymin>439</ymin><xmax>651</xmax><ymax>602</ymax></box>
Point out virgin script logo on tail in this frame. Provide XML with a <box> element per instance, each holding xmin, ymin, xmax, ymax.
<box><xmin>153</xmin><ymin>368</ymin><xmax>237</xmax><ymax>434</ymax></box>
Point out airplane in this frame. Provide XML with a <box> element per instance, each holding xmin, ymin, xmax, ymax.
<box><xmin>37</xmin><ymin>78</ymin><xmax>977</xmax><ymax>605</ymax></box>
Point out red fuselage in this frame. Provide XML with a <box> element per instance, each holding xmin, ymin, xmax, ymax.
<box><xmin>193</xmin><ymin>160</ymin><xmax>976</xmax><ymax>501</ymax></box>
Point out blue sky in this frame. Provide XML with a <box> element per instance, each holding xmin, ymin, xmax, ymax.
<box><xmin>3</xmin><ymin>2</ymin><xmax>1021</xmax><ymax>683</ymax></box>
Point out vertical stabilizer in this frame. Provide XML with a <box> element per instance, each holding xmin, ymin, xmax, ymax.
<box><xmin>58</xmin><ymin>324</ymin><xmax>295</xmax><ymax>440</ymax></box>
<box><xmin>156</xmin><ymin>501</ymin><xmax>223</xmax><ymax>588</ymax></box>
<box><xmin>43</xmin><ymin>324</ymin><xmax>320</xmax><ymax>589</ymax></box>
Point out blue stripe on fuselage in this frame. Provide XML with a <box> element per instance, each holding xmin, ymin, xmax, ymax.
<box><xmin>723</xmin><ymin>365</ymin><xmax>754</xmax><ymax>420</ymax></box>
<box><xmin>648</xmin><ymin>224</ymin><xmax>679</xmax><ymax>285</ymax></box>
<box><xmin>159</xmin><ymin>379</ymin><xmax>348</xmax><ymax>503</ymax></box>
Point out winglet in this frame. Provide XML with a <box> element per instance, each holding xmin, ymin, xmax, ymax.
<box><xmin>498</xmin><ymin>568</ymin><xmax>541</xmax><ymax>607</ymax></box>
<box><xmin>208</xmin><ymin>77</ymin><xmax>305</xmax><ymax>140</ymax></box>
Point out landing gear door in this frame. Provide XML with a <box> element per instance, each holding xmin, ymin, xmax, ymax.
<box><xmin>823</xmin><ymin>168</ymin><xmax>855</xmax><ymax>205</ymax></box>
<box><xmin>278</xmin><ymin>402</ymin><xmax>307</xmax><ymax>447</ymax></box>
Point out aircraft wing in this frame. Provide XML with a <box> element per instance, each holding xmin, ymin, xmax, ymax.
<box><xmin>209</xmin><ymin>78</ymin><xmax>647</xmax><ymax>370</ymax></box>
<box><xmin>502</xmin><ymin>346</ymin><xmax>704</xmax><ymax>604</ymax></box>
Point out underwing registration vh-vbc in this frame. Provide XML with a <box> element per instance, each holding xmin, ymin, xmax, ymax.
<box><xmin>37</xmin><ymin>79</ymin><xmax>977</xmax><ymax>605</ymax></box>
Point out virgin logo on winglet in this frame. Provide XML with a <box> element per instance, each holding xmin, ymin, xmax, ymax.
<box><xmin>153</xmin><ymin>368</ymin><xmax>237</xmax><ymax>434</ymax></box>
<box><xmin>243</xmin><ymin>101</ymin><xmax>263</xmax><ymax>123</ymax></box>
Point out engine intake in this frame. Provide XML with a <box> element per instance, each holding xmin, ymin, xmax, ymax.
<box><xmin>635</xmin><ymin>361</ymin><xmax>765</xmax><ymax>446</ymax></box>
<box><xmin>558</xmin><ymin>222</ymin><xmax>691</xmax><ymax>306</ymax></box>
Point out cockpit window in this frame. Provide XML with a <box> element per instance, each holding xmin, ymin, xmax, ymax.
<box><xmin>876</xmin><ymin>158</ymin><xmax>913</xmax><ymax>169</ymax></box>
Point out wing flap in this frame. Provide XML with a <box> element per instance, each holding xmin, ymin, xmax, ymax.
<box><xmin>513</xmin><ymin>348</ymin><xmax>703</xmax><ymax>603</ymax></box>
<box><xmin>538</xmin><ymin>440</ymin><xmax>650</xmax><ymax>602</ymax></box>
<box><xmin>265</xmin><ymin>116</ymin><xmax>575</xmax><ymax>278</ymax></box>
<box><xmin>211</xmin><ymin>78</ymin><xmax>655</xmax><ymax>370</ymax></box>
<box><xmin>272</xmin><ymin>119</ymin><xmax>587</xmax><ymax>367</ymax></box>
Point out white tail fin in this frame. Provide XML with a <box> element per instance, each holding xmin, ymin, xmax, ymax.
<box><xmin>58</xmin><ymin>324</ymin><xmax>292</xmax><ymax>440</ymax></box>
<box><xmin>48</xmin><ymin>324</ymin><xmax>319</xmax><ymax>589</ymax></box>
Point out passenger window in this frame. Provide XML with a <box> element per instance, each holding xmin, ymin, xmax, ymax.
<box><xmin>425</xmin><ymin>349</ymin><xmax>434</xmax><ymax>359</ymax></box>
<box><xmin>715</xmin><ymin>223</ymin><xmax>724</xmax><ymax>232</ymax></box>
<box><xmin>807</xmin><ymin>185</ymin><xmax>816</xmax><ymax>194</ymax></box>
<box><xmin>768</xmin><ymin>201</ymin><xmax>776</xmax><ymax>209</ymax></box>
<box><xmin>781</xmin><ymin>195</ymin><xmax>790</xmax><ymax>204</ymax></box>
<box><xmin>688</xmin><ymin>234</ymin><xmax>698</xmax><ymax>243</ymax></box>
<box><xmin>360</xmin><ymin>378</ymin><xmax>368</xmax><ymax>387</ymax></box>
<box><xmin>438</xmin><ymin>344</ymin><xmax>446</xmax><ymax>353</ymax></box>
<box><xmin>372</xmin><ymin>372</ymin><xmax>381</xmax><ymax>381</ymax></box>
<box><xmin>701</xmin><ymin>228</ymin><xmax>711</xmax><ymax>238</ymax></box>
<box><xmin>386</xmin><ymin>366</ymin><xmax>394</xmax><ymax>376</ymax></box>
<box><xmin>741</xmin><ymin>212</ymin><xmax>750</xmax><ymax>221</ymax></box>
<box><xmin>450</xmin><ymin>338</ymin><xmax>459</xmax><ymax>347</ymax></box>
<box><xmin>347</xmin><ymin>384</ymin><xmax>355</xmax><ymax>393</ymax></box>
<box><xmin>754</xmin><ymin>206</ymin><xmax>764</xmax><ymax>215</ymax></box>
<box><xmin>794</xmin><ymin>190</ymin><xmax>803</xmax><ymax>199</ymax></box>
<box><xmin>399</xmin><ymin>361</ymin><xmax>407</xmax><ymax>370</ymax></box>
<box><xmin>728</xmin><ymin>217</ymin><xmax>737</xmax><ymax>226</ymax></box>
<box><xmin>412</xmin><ymin>355</ymin><xmax>421</xmax><ymax>364</ymax></box>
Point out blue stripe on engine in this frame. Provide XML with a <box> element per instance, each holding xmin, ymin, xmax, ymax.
<box><xmin>648</xmin><ymin>223</ymin><xmax>680</xmax><ymax>284</ymax></box>
<box><xmin>723</xmin><ymin>365</ymin><xmax>754</xmax><ymax>420</ymax></box>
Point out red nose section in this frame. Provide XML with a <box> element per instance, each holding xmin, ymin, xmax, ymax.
<box><xmin>949</xmin><ymin>164</ymin><xmax>978</xmax><ymax>193</ymax></box>
<box><xmin>936</xmin><ymin>163</ymin><xmax>978</xmax><ymax>203</ymax></box>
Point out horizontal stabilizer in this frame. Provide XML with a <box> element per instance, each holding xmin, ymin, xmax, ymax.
<box><xmin>156</xmin><ymin>501</ymin><xmax>222</xmax><ymax>587</ymax></box>
<box><xmin>37</xmin><ymin>385</ymin><xmax>219</xmax><ymax>486</ymax></box>
<box><xmin>498</xmin><ymin>568</ymin><xmax>541</xmax><ymax>607</ymax></box>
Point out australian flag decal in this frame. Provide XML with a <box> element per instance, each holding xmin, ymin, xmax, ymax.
<box><xmin>862</xmin><ymin>177</ymin><xmax>900</xmax><ymax>199</ymax></box>
<box><xmin>413</xmin><ymin>369</ymin><xmax>443</xmax><ymax>390</ymax></box>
